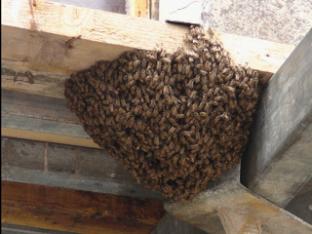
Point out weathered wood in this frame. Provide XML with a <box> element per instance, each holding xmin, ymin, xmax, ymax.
<box><xmin>2</xmin><ymin>181</ymin><xmax>165</xmax><ymax>234</ymax></box>
<box><xmin>1</xmin><ymin>137</ymin><xmax>162</xmax><ymax>199</ymax></box>
<box><xmin>241</xmin><ymin>28</ymin><xmax>312</xmax><ymax>206</ymax></box>
<box><xmin>2</xmin><ymin>0</ymin><xmax>293</xmax><ymax>77</ymax></box>
<box><xmin>2</xmin><ymin>90</ymin><xmax>99</xmax><ymax>148</ymax></box>
<box><xmin>166</xmin><ymin>181</ymin><xmax>312</xmax><ymax>234</ymax></box>
<box><xmin>1</xmin><ymin>67</ymin><xmax>67</xmax><ymax>99</ymax></box>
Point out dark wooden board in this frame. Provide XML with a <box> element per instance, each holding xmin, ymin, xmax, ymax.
<box><xmin>2</xmin><ymin>181</ymin><xmax>165</xmax><ymax>234</ymax></box>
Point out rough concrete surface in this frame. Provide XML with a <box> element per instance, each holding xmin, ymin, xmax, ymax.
<box><xmin>202</xmin><ymin>0</ymin><xmax>312</xmax><ymax>45</ymax></box>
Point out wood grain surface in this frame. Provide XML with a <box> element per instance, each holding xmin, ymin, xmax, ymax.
<box><xmin>2</xmin><ymin>181</ymin><xmax>165</xmax><ymax>234</ymax></box>
<box><xmin>2</xmin><ymin>0</ymin><xmax>293</xmax><ymax>76</ymax></box>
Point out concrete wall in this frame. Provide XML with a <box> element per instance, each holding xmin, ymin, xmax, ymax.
<box><xmin>202</xmin><ymin>0</ymin><xmax>312</xmax><ymax>45</ymax></box>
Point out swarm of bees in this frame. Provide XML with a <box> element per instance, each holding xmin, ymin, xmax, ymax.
<box><xmin>65</xmin><ymin>26</ymin><xmax>268</xmax><ymax>201</ymax></box>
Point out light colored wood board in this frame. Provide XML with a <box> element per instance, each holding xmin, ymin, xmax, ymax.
<box><xmin>2</xmin><ymin>181</ymin><xmax>165</xmax><ymax>234</ymax></box>
<box><xmin>217</xmin><ymin>33</ymin><xmax>293</xmax><ymax>74</ymax></box>
<box><xmin>1</xmin><ymin>26</ymin><xmax>132</xmax><ymax>75</ymax></box>
<box><xmin>166</xmin><ymin>182</ymin><xmax>312</xmax><ymax>234</ymax></box>
<box><xmin>2</xmin><ymin>115</ymin><xmax>99</xmax><ymax>149</ymax></box>
<box><xmin>241</xmin><ymin>28</ymin><xmax>312</xmax><ymax>206</ymax></box>
<box><xmin>2</xmin><ymin>128</ymin><xmax>99</xmax><ymax>149</ymax></box>
<box><xmin>2</xmin><ymin>0</ymin><xmax>293</xmax><ymax>76</ymax></box>
<box><xmin>1</xmin><ymin>35</ymin><xmax>293</xmax><ymax>100</ymax></box>
<box><xmin>2</xmin><ymin>0</ymin><xmax>183</xmax><ymax>75</ymax></box>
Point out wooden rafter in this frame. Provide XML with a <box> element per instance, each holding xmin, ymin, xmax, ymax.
<box><xmin>2</xmin><ymin>181</ymin><xmax>165</xmax><ymax>234</ymax></box>
<box><xmin>2</xmin><ymin>0</ymin><xmax>293</xmax><ymax>76</ymax></box>
<box><xmin>2</xmin><ymin>136</ymin><xmax>162</xmax><ymax>199</ymax></box>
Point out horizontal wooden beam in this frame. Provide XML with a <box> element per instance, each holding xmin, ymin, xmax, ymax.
<box><xmin>2</xmin><ymin>137</ymin><xmax>162</xmax><ymax>199</ymax></box>
<box><xmin>2</xmin><ymin>0</ymin><xmax>293</xmax><ymax>77</ymax></box>
<box><xmin>2</xmin><ymin>181</ymin><xmax>165</xmax><ymax>234</ymax></box>
<box><xmin>2</xmin><ymin>90</ymin><xmax>99</xmax><ymax>148</ymax></box>
<box><xmin>1</xmin><ymin>67</ymin><xmax>67</xmax><ymax>99</ymax></box>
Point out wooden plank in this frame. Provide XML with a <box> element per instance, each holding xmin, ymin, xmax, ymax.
<box><xmin>166</xmin><ymin>181</ymin><xmax>312</xmax><ymax>234</ymax></box>
<box><xmin>241</xmin><ymin>28</ymin><xmax>312</xmax><ymax>206</ymax></box>
<box><xmin>2</xmin><ymin>137</ymin><xmax>162</xmax><ymax>199</ymax></box>
<box><xmin>1</xmin><ymin>67</ymin><xmax>67</xmax><ymax>99</ymax></box>
<box><xmin>2</xmin><ymin>181</ymin><xmax>165</xmax><ymax>234</ymax></box>
<box><xmin>2</xmin><ymin>0</ymin><xmax>293</xmax><ymax>77</ymax></box>
<box><xmin>2</xmin><ymin>90</ymin><xmax>99</xmax><ymax>148</ymax></box>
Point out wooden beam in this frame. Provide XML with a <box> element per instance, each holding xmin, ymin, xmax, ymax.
<box><xmin>166</xmin><ymin>181</ymin><xmax>312</xmax><ymax>234</ymax></box>
<box><xmin>2</xmin><ymin>67</ymin><xmax>67</xmax><ymax>99</ymax></box>
<box><xmin>2</xmin><ymin>181</ymin><xmax>165</xmax><ymax>234</ymax></box>
<box><xmin>2</xmin><ymin>0</ymin><xmax>293</xmax><ymax>77</ymax></box>
<box><xmin>2</xmin><ymin>90</ymin><xmax>99</xmax><ymax>148</ymax></box>
<box><xmin>241</xmin><ymin>28</ymin><xmax>312</xmax><ymax>206</ymax></box>
<box><xmin>2</xmin><ymin>137</ymin><xmax>162</xmax><ymax>199</ymax></box>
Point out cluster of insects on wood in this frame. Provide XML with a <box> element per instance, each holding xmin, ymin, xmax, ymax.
<box><xmin>65</xmin><ymin>26</ymin><xmax>267</xmax><ymax>201</ymax></box>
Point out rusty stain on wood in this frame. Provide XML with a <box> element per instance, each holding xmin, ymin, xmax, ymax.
<box><xmin>65</xmin><ymin>35</ymin><xmax>82</xmax><ymax>49</ymax></box>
